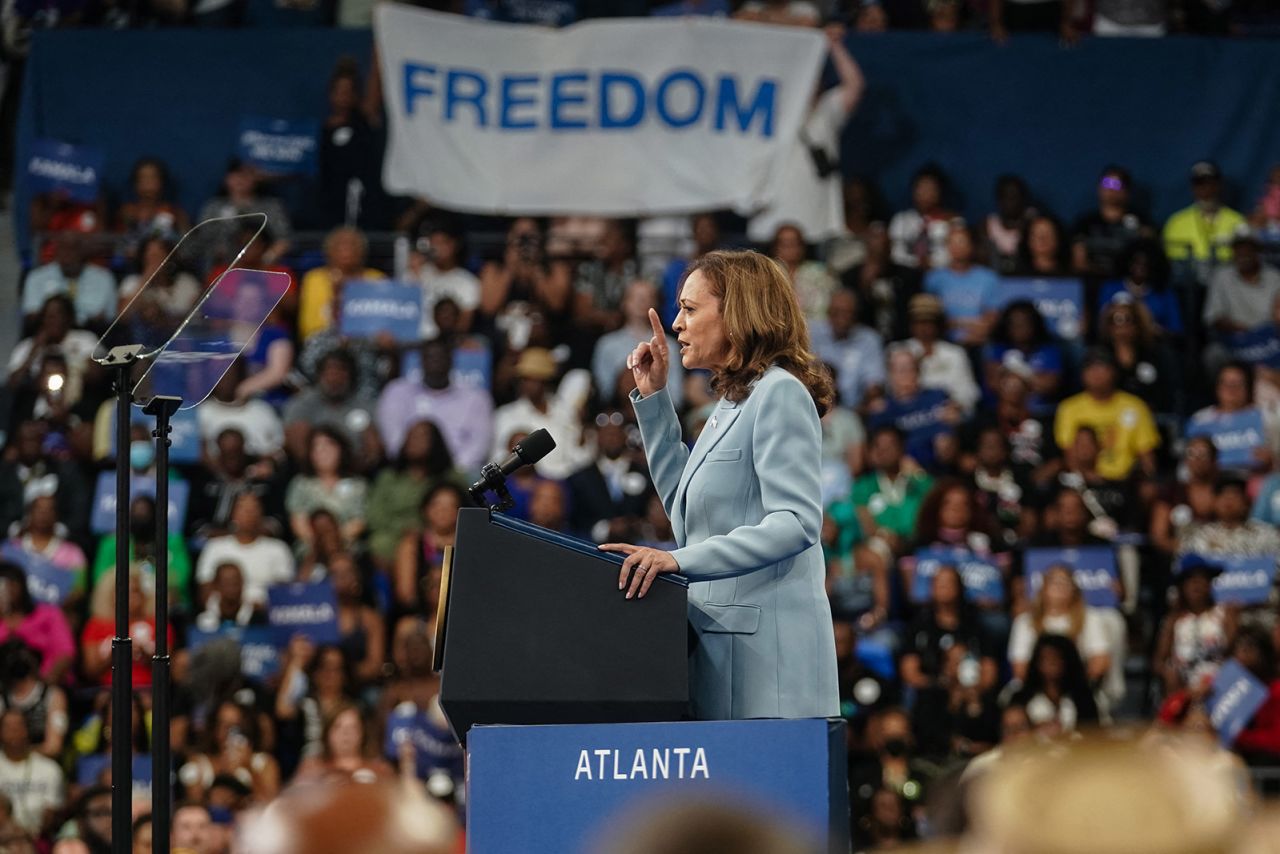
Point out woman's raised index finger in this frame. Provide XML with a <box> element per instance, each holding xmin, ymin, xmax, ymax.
<box><xmin>647</xmin><ymin>308</ymin><xmax>667</xmax><ymax>349</ymax></box>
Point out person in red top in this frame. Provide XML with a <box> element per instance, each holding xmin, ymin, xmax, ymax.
<box><xmin>1231</xmin><ymin>625</ymin><xmax>1280</xmax><ymax>758</ymax></box>
<box><xmin>79</xmin><ymin>570</ymin><xmax>173</xmax><ymax>688</ymax></box>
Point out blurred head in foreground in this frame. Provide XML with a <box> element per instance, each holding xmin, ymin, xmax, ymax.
<box><xmin>597</xmin><ymin>798</ymin><xmax>819</xmax><ymax>854</ymax></box>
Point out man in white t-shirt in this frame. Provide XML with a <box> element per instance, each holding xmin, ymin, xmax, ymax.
<box><xmin>0</xmin><ymin>711</ymin><xmax>63</xmax><ymax>835</ymax></box>
<box><xmin>195</xmin><ymin>492</ymin><xmax>294</xmax><ymax>607</ymax></box>
<box><xmin>746</xmin><ymin>26</ymin><xmax>866</xmax><ymax>243</ymax></box>
<box><xmin>410</xmin><ymin>219</ymin><xmax>481</xmax><ymax>340</ymax></box>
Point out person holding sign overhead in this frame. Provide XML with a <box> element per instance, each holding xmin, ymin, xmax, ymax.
<box><xmin>600</xmin><ymin>251</ymin><xmax>839</xmax><ymax>721</ymax></box>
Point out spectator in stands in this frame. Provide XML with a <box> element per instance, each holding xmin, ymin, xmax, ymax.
<box><xmin>90</xmin><ymin>488</ymin><xmax>192</xmax><ymax>607</ymax></box>
<box><xmin>844</xmin><ymin>222</ymin><xmax>919</xmax><ymax>342</ymax></box>
<box><xmin>868</xmin><ymin>345</ymin><xmax>961</xmax><ymax>470</ymax></box>
<box><xmin>114</xmin><ymin>156</ymin><xmax>189</xmax><ymax>249</ymax></box>
<box><xmin>7</xmin><ymin>295</ymin><xmax>98</xmax><ymax>423</ymax></box>
<box><xmin>376</xmin><ymin>339</ymin><xmax>492</xmax><ymax>472</ymax></box>
<box><xmin>193</xmin><ymin>562</ymin><xmax>261</xmax><ymax>632</ymax></box>
<box><xmin>592</xmin><ymin>279</ymin><xmax>684</xmax><ymax>410</ymax></box>
<box><xmin>1186</xmin><ymin>361</ymin><xmax>1277</xmax><ymax>475</ymax></box>
<box><xmin>734</xmin><ymin>0</ymin><xmax>820</xmax><ymax>24</ymax></box>
<box><xmin>748</xmin><ymin>26</ymin><xmax>865</xmax><ymax>247</ymax></box>
<box><xmin>80</xmin><ymin>569</ymin><xmax>172</xmax><ymax>689</ymax></box>
<box><xmin>1249</xmin><ymin>163</ymin><xmax>1280</xmax><ymax>233</ymax></box>
<box><xmin>21</xmin><ymin>233</ymin><xmax>115</xmax><ymax>329</ymax></box>
<box><xmin>1151</xmin><ymin>436</ymin><xmax>1219</xmax><ymax>556</ymax></box>
<box><xmin>853</xmin><ymin>0</ymin><xmax>889</xmax><ymax>31</ymax></box>
<box><xmin>0</xmin><ymin>639</ymin><xmax>67</xmax><ymax>760</ymax></box>
<box><xmin>826</xmin><ymin>176</ymin><xmax>886</xmax><ymax>278</ymax></box>
<box><xmin>328</xmin><ymin>554</ymin><xmax>384</xmax><ymax>687</ymax></box>
<box><xmin>195</xmin><ymin>492</ymin><xmax>294</xmax><ymax>608</ymax></box>
<box><xmin>810</xmin><ymin>289</ymin><xmax>885</xmax><ymax>411</ymax></box>
<box><xmin>478</xmin><ymin>218</ymin><xmax>573</xmax><ymax>347</ymax></box>
<box><xmin>1039</xmin><ymin>427</ymin><xmax>1137</xmax><ymax>536</ymax></box>
<box><xmin>1099</xmin><ymin>238</ymin><xmax>1183</xmax><ymax>338</ymax></box>
<box><xmin>1153</xmin><ymin>557</ymin><xmax>1235</xmax><ymax>697</ymax></box>
<box><xmin>567</xmin><ymin>409</ymin><xmax>650</xmax><ymax>542</ymax></box>
<box><xmin>1203</xmin><ymin>228</ymin><xmax>1280</xmax><ymax>339</ymax></box>
<box><xmin>196</xmin><ymin>359</ymin><xmax>285</xmax><ymax>460</ymax></box>
<box><xmin>905</xmin><ymin>294</ymin><xmax>980</xmax><ymax>415</ymax></box>
<box><xmin>286</xmin><ymin>426</ymin><xmax>367</xmax><ymax>547</ymax></box>
<box><xmin>275</xmin><ymin>640</ymin><xmax>354</xmax><ymax>765</ymax></box>
<box><xmin>197</xmin><ymin>159</ymin><xmax>291</xmax><ymax>265</ymax></box>
<box><xmin>1097</xmin><ymin>296</ymin><xmax>1179</xmax><ymax>417</ymax></box>
<box><xmin>984</xmin><ymin>175</ymin><xmax>1036</xmax><ymax>275</ymax></box>
<box><xmin>491</xmin><ymin>348</ymin><xmax>592</xmax><ymax>480</ymax></box>
<box><xmin>1009</xmin><ymin>565</ymin><xmax>1111</xmax><ymax>686</ymax></box>
<box><xmin>968</xmin><ymin>362</ymin><xmax>1057</xmax><ymax>482</ymax></box>
<box><xmin>1071</xmin><ymin>165</ymin><xmax>1152</xmax><ymax>278</ymax></box>
<box><xmin>178</xmin><ymin>699</ymin><xmax>280</xmax><ymax>804</ymax></box>
<box><xmin>1228</xmin><ymin>626</ymin><xmax>1280</xmax><ymax>758</ymax></box>
<box><xmin>572</xmin><ymin>218</ymin><xmax>639</xmax><ymax>339</ymax></box>
<box><xmin>821</xmin><ymin>375</ymin><xmax>868</xmax><ymax>486</ymax></box>
<box><xmin>1179</xmin><ymin>475</ymin><xmax>1280</xmax><ymax>558</ymax></box>
<box><xmin>297</xmin><ymin>226</ymin><xmax>386</xmax><ymax>341</ymax></box>
<box><xmin>889</xmin><ymin>165</ymin><xmax>955</xmax><ymax>270</ymax></box>
<box><xmin>1053</xmin><ymin>347</ymin><xmax>1160</xmax><ymax>480</ymax></box>
<box><xmin>366</xmin><ymin>420</ymin><xmax>463</xmax><ymax>569</ymax></box>
<box><xmin>0</xmin><ymin>710</ymin><xmax>62</xmax><ymax>837</ymax></box>
<box><xmin>392</xmin><ymin>483</ymin><xmax>465</xmax><ymax>618</ymax></box>
<box><xmin>0</xmin><ymin>421</ymin><xmax>88</xmax><ymax>546</ymax></box>
<box><xmin>1015</xmin><ymin>213</ymin><xmax>1070</xmax><ymax>277</ymax></box>
<box><xmin>1163</xmin><ymin>161</ymin><xmax>1246</xmax><ymax>264</ymax></box>
<box><xmin>115</xmin><ymin>234</ymin><xmax>201</xmax><ymax>319</ymax></box>
<box><xmin>296</xmin><ymin>703</ymin><xmax>392</xmax><ymax>783</ymax></box>
<box><xmin>6</xmin><ymin>494</ymin><xmax>86</xmax><ymax>610</ymax></box>
<box><xmin>1011</xmin><ymin>635</ymin><xmax>1099</xmax><ymax>734</ymax></box>
<box><xmin>170</xmin><ymin>803</ymin><xmax>213</xmax><ymax>854</ymax></box>
<box><xmin>968</xmin><ymin>426</ymin><xmax>1035</xmax><ymax>546</ymax></box>
<box><xmin>925</xmin><ymin>220</ymin><xmax>1000</xmax><ymax>346</ymax></box>
<box><xmin>132</xmin><ymin>813</ymin><xmax>151</xmax><ymax>854</ymax></box>
<box><xmin>848</xmin><ymin>707</ymin><xmax>929</xmax><ymax>824</ymax></box>
<box><xmin>283</xmin><ymin>348</ymin><xmax>379</xmax><ymax>472</ymax></box>
<box><xmin>901</xmin><ymin>565</ymin><xmax>999</xmax><ymax>699</ymax></box>
<box><xmin>982</xmin><ymin>300</ymin><xmax>1062</xmax><ymax>415</ymax></box>
<box><xmin>0</xmin><ymin>563</ymin><xmax>69</xmax><ymax>685</ymax></box>
<box><xmin>527</xmin><ymin>479</ymin><xmax>569</xmax><ymax>533</ymax></box>
<box><xmin>318</xmin><ymin>58</ymin><xmax>382</xmax><ymax>230</ymax></box>
<box><xmin>409</xmin><ymin>218</ymin><xmax>479</xmax><ymax>342</ymax></box>
<box><xmin>659</xmin><ymin>214</ymin><xmax>721</xmax><ymax>327</ymax></box>
<box><xmin>771</xmin><ymin>224</ymin><xmax>838</xmax><ymax>324</ymax></box>
<box><xmin>189</xmin><ymin>427</ymin><xmax>282</xmax><ymax>541</ymax></box>
<box><xmin>989</xmin><ymin>0</ymin><xmax>1069</xmax><ymax>40</ymax></box>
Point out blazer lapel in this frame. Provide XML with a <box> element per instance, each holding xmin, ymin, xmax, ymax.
<box><xmin>674</xmin><ymin>400</ymin><xmax>742</xmax><ymax>526</ymax></box>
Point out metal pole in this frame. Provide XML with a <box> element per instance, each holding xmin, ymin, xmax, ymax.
<box><xmin>111</xmin><ymin>361</ymin><xmax>133</xmax><ymax>854</ymax></box>
<box><xmin>146</xmin><ymin>397</ymin><xmax>179</xmax><ymax>854</ymax></box>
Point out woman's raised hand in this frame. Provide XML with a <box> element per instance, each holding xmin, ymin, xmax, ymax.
<box><xmin>627</xmin><ymin>308</ymin><xmax>670</xmax><ymax>398</ymax></box>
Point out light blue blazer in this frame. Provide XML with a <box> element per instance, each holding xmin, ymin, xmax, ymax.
<box><xmin>631</xmin><ymin>365</ymin><xmax>840</xmax><ymax>720</ymax></box>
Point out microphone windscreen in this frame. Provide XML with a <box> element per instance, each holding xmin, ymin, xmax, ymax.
<box><xmin>514</xmin><ymin>428</ymin><xmax>557</xmax><ymax>465</ymax></box>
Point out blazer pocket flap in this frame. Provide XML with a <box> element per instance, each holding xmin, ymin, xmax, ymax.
<box><xmin>706</xmin><ymin>448</ymin><xmax>743</xmax><ymax>462</ymax></box>
<box><xmin>691</xmin><ymin>602</ymin><xmax>761</xmax><ymax>634</ymax></box>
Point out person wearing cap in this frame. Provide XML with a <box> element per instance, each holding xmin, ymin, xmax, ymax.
<box><xmin>1154</xmin><ymin>554</ymin><xmax>1234</xmax><ymax>698</ymax></box>
<box><xmin>1053</xmin><ymin>347</ymin><xmax>1160</xmax><ymax>481</ymax></box>
<box><xmin>905</xmin><ymin>293</ymin><xmax>980</xmax><ymax>414</ymax></box>
<box><xmin>490</xmin><ymin>348</ymin><xmax>593</xmax><ymax>481</ymax></box>
<box><xmin>603</xmin><ymin>250</ymin><xmax>839</xmax><ymax>720</ymax></box>
<box><xmin>1202</xmin><ymin>226</ymin><xmax>1280</xmax><ymax>336</ymax></box>
<box><xmin>1163</xmin><ymin>161</ymin><xmax>1246</xmax><ymax>264</ymax></box>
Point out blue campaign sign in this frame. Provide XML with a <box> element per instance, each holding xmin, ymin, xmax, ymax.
<box><xmin>187</xmin><ymin>624</ymin><xmax>283</xmax><ymax>682</ymax></box>
<box><xmin>237</xmin><ymin>116</ymin><xmax>319</xmax><ymax>176</ymax></box>
<box><xmin>911</xmin><ymin>546</ymin><xmax>1004</xmax><ymax>604</ymax></box>
<box><xmin>1186</xmin><ymin>408</ymin><xmax>1266</xmax><ymax>471</ymax></box>
<box><xmin>1024</xmin><ymin>547</ymin><xmax>1120</xmax><ymax>609</ymax></box>
<box><xmin>267</xmin><ymin>581</ymin><xmax>340</xmax><ymax>645</ymax></box>
<box><xmin>1226</xmin><ymin>325</ymin><xmax>1280</xmax><ymax>369</ymax></box>
<box><xmin>467</xmin><ymin>719</ymin><xmax>847</xmax><ymax>854</ymax></box>
<box><xmin>106</xmin><ymin>406</ymin><xmax>201</xmax><ymax>466</ymax></box>
<box><xmin>996</xmin><ymin>278</ymin><xmax>1085</xmax><ymax>339</ymax></box>
<box><xmin>1208</xmin><ymin>659</ymin><xmax>1270</xmax><ymax>747</ymax></box>
<box><xmin>0</xmin><ymin>543</ymin><xmax>76</xmax><ymax>605</ymax></box>
<box><xmin>339</xmin><ymin>282</ymin><xmax>423</xmax><ymax>343</ymax></box>
<box><xmin>90</xmin><ymin>472</ymin><xmax>190</xmax><ymax>536</ymax></box>
<box><xmin>383</xmin><ymin>702</ymin><xmax>465</xmax><ymax>780</ymax></box>
<box><xmin>1208</xmin><ymin>554</ymin><xmax>1278</xmax><ymax>606</ymax></box>
<box><xmin>26</xmin><ymin>138</ymin><xmax>105</xmax><ymax>203</ymax></box>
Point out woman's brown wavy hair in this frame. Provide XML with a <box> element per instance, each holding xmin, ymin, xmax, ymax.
<box><xmin>685</xmin><ymin>250</ymin><xmax>834</xmax><ymax>416</ymax></box>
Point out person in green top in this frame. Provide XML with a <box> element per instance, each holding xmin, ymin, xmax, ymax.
<box><xmin>364</xmin><ymin>419</ymin><xmax>469</xmax><ymax>567</ymax></box>
<box><xmin>90</xmin><ymin>494</ymin><xmax>192</xmax><ymax>611</ymax></box>
<box><xmin>828</xmin><ymin>425</ymin><xmax>933</xmax><ymax>627</ymax></box>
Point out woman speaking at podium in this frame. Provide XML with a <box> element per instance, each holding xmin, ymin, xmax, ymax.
<box><xmin>600</xmin><ymin>251</ymin><xmax>839</xmax><ymax>721</ymax></box>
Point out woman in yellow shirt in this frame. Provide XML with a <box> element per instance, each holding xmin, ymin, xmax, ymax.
<box><xmin>297</xmin><ymin>226</ymin><xmax>386</xmax><ymax>340</ymax></box>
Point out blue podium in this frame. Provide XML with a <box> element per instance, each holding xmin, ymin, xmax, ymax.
<box><xmin>467</xmin><ymin>718</ymin><xmax>850</xmax><ymax>854</ymax></box>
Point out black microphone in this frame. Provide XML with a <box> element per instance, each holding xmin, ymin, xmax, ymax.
<box><xmin>468</xmin><ymin>429</ymin><xmax>557</xmax><ymax>506</ymax></box>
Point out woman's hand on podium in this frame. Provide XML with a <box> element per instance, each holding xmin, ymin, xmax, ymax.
<box><xmin>626</xmin><ymin>308</ymin><xmax>670</xmax><ymax>398</ymax></box>
<box><xmin>599</xmin><ymin>542</ymin><xmax>680</xmax><ymax>599</ymax></box>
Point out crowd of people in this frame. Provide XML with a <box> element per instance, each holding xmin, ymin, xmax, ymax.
<box><xmin>6</xmin><ymin>3</ymin><xmax>1280</xmax><ymax>854</ymax></box>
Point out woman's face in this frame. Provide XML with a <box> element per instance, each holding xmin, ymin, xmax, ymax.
<box><xmin>932</xmin><ymin>569</ymin><xmax>962</xmax><ymax>606</ymax></box>
<box><xmin>40</xmin><ymin>301</ymin><xmax>72</xmax><ymax>341</ymax></box>
<box><xmin>672</xmin><ymin>271</ymin><xmax>730</xmax><ymax>372</ymax></box>
<box><xmin>887</xmin><ymin>350</ymin><xmax>919</xmax><ymax>398</ymax></box>
<box><xmin>946</xmin><ymin>227</ymin><xmax>973</xmax><ymax>264</ymax></box>
<box><xmin>773</xmin><ymin>227</ymin><xmax>805</xmax><ymax>266</ymax></box>
<box><xmin>913</xmin><ymin>176</ymin><xmax>941</xmax><ymax>212</ymax></box>
<box><xmin>429</xmin><ymin>232</ymin><xmax>459</xmax><ymax>268</ymax></box>
<box><xmin>977</xmin><ymin>431</ymin><xmax>1006</xmax><ymax>469</ymax></box>
<box><xmin>402</xmin><ymin>422</ymin><xmax>433</xmax><ymax>464</ymax></box>
<box><xmin>1184</xmin><ymin>439</ymin><xmax>1215</xmax><ymax>480</ymax></box>
<box><xmin>1007</xmin><ymin>310</ymin><xmax>1035</xmax><ymax>347</ymax></box>
<box><xmin>327</xmin><ymin>709</ymin><xmax>363</xmax><ymax>758</ymax></box>
<box><xmin>425</xmin><ymin>489</ymin><xmax>461</xmax><ymax>534</ymax></box>
<box><xmin>1037</xmin><ymin>647</ymin><xmax>1065</xmax><ymax>683</ymax></box>
<box><xmin>1216</xmin><ymin>367</ymin><xmax>1249</xmax><ymax>411</ymax></box>
<box><xmin>1028</xmin><ymin>218</ymin><xmax>1058</xmax><ymax>257</ymax></box>
<box><xmin>315</xmin><ymin>649</ymin><xmax>346</xmax><ymax>692</ymax></box>
<box><xmin>1182</xmin><ymin>574</ymin><xmax>1211</xmax><ymax>610</ymax></box>
<box><xmin>328</xmin><ymin>557</ymin><xmax>359</xmax><ymax>600</ymax></box>
<box><xmin>327</xmin><ymin>232</ymin><xmax>364</xmax><ymax>271</ymax></box>
<box><xmin>310</xmin><ymin>434</ymin><xmax>342</xmax><ymax>475</ymax></box>
<box><xmin>231</xmin><ymin>495</ymin><xmax>262</xmax><ymax>536</ymax></box>
<box><xmin>938</xmin><ymin>488</ymin><xmax>972</xmax><ymax>530</ymax></box>
<box><xmin>1042</xmin><ymin>569</ymin><xmax>1075</xmax><ymax>611</ymax></box>
<box><xmin>135</xmin><ymin>164</ymin><xmax>163</xmax><ymax>200</ymax></box>
<box><xmin>27</xmin><ymin>496</ymin><xmax>57</xmax><ymax>533</ymax></box>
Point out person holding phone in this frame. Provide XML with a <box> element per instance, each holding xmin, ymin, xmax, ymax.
<box><xmin>600</xmin><ymin>250</ymin><xmax>839</xmax><ymax>721</ymax></box>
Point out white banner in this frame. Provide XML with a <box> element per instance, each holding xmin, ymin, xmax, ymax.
<box><xmin>374</xmin><ymin>6</ymin><xmax>826</xmax><ymax>216</ymax></box>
